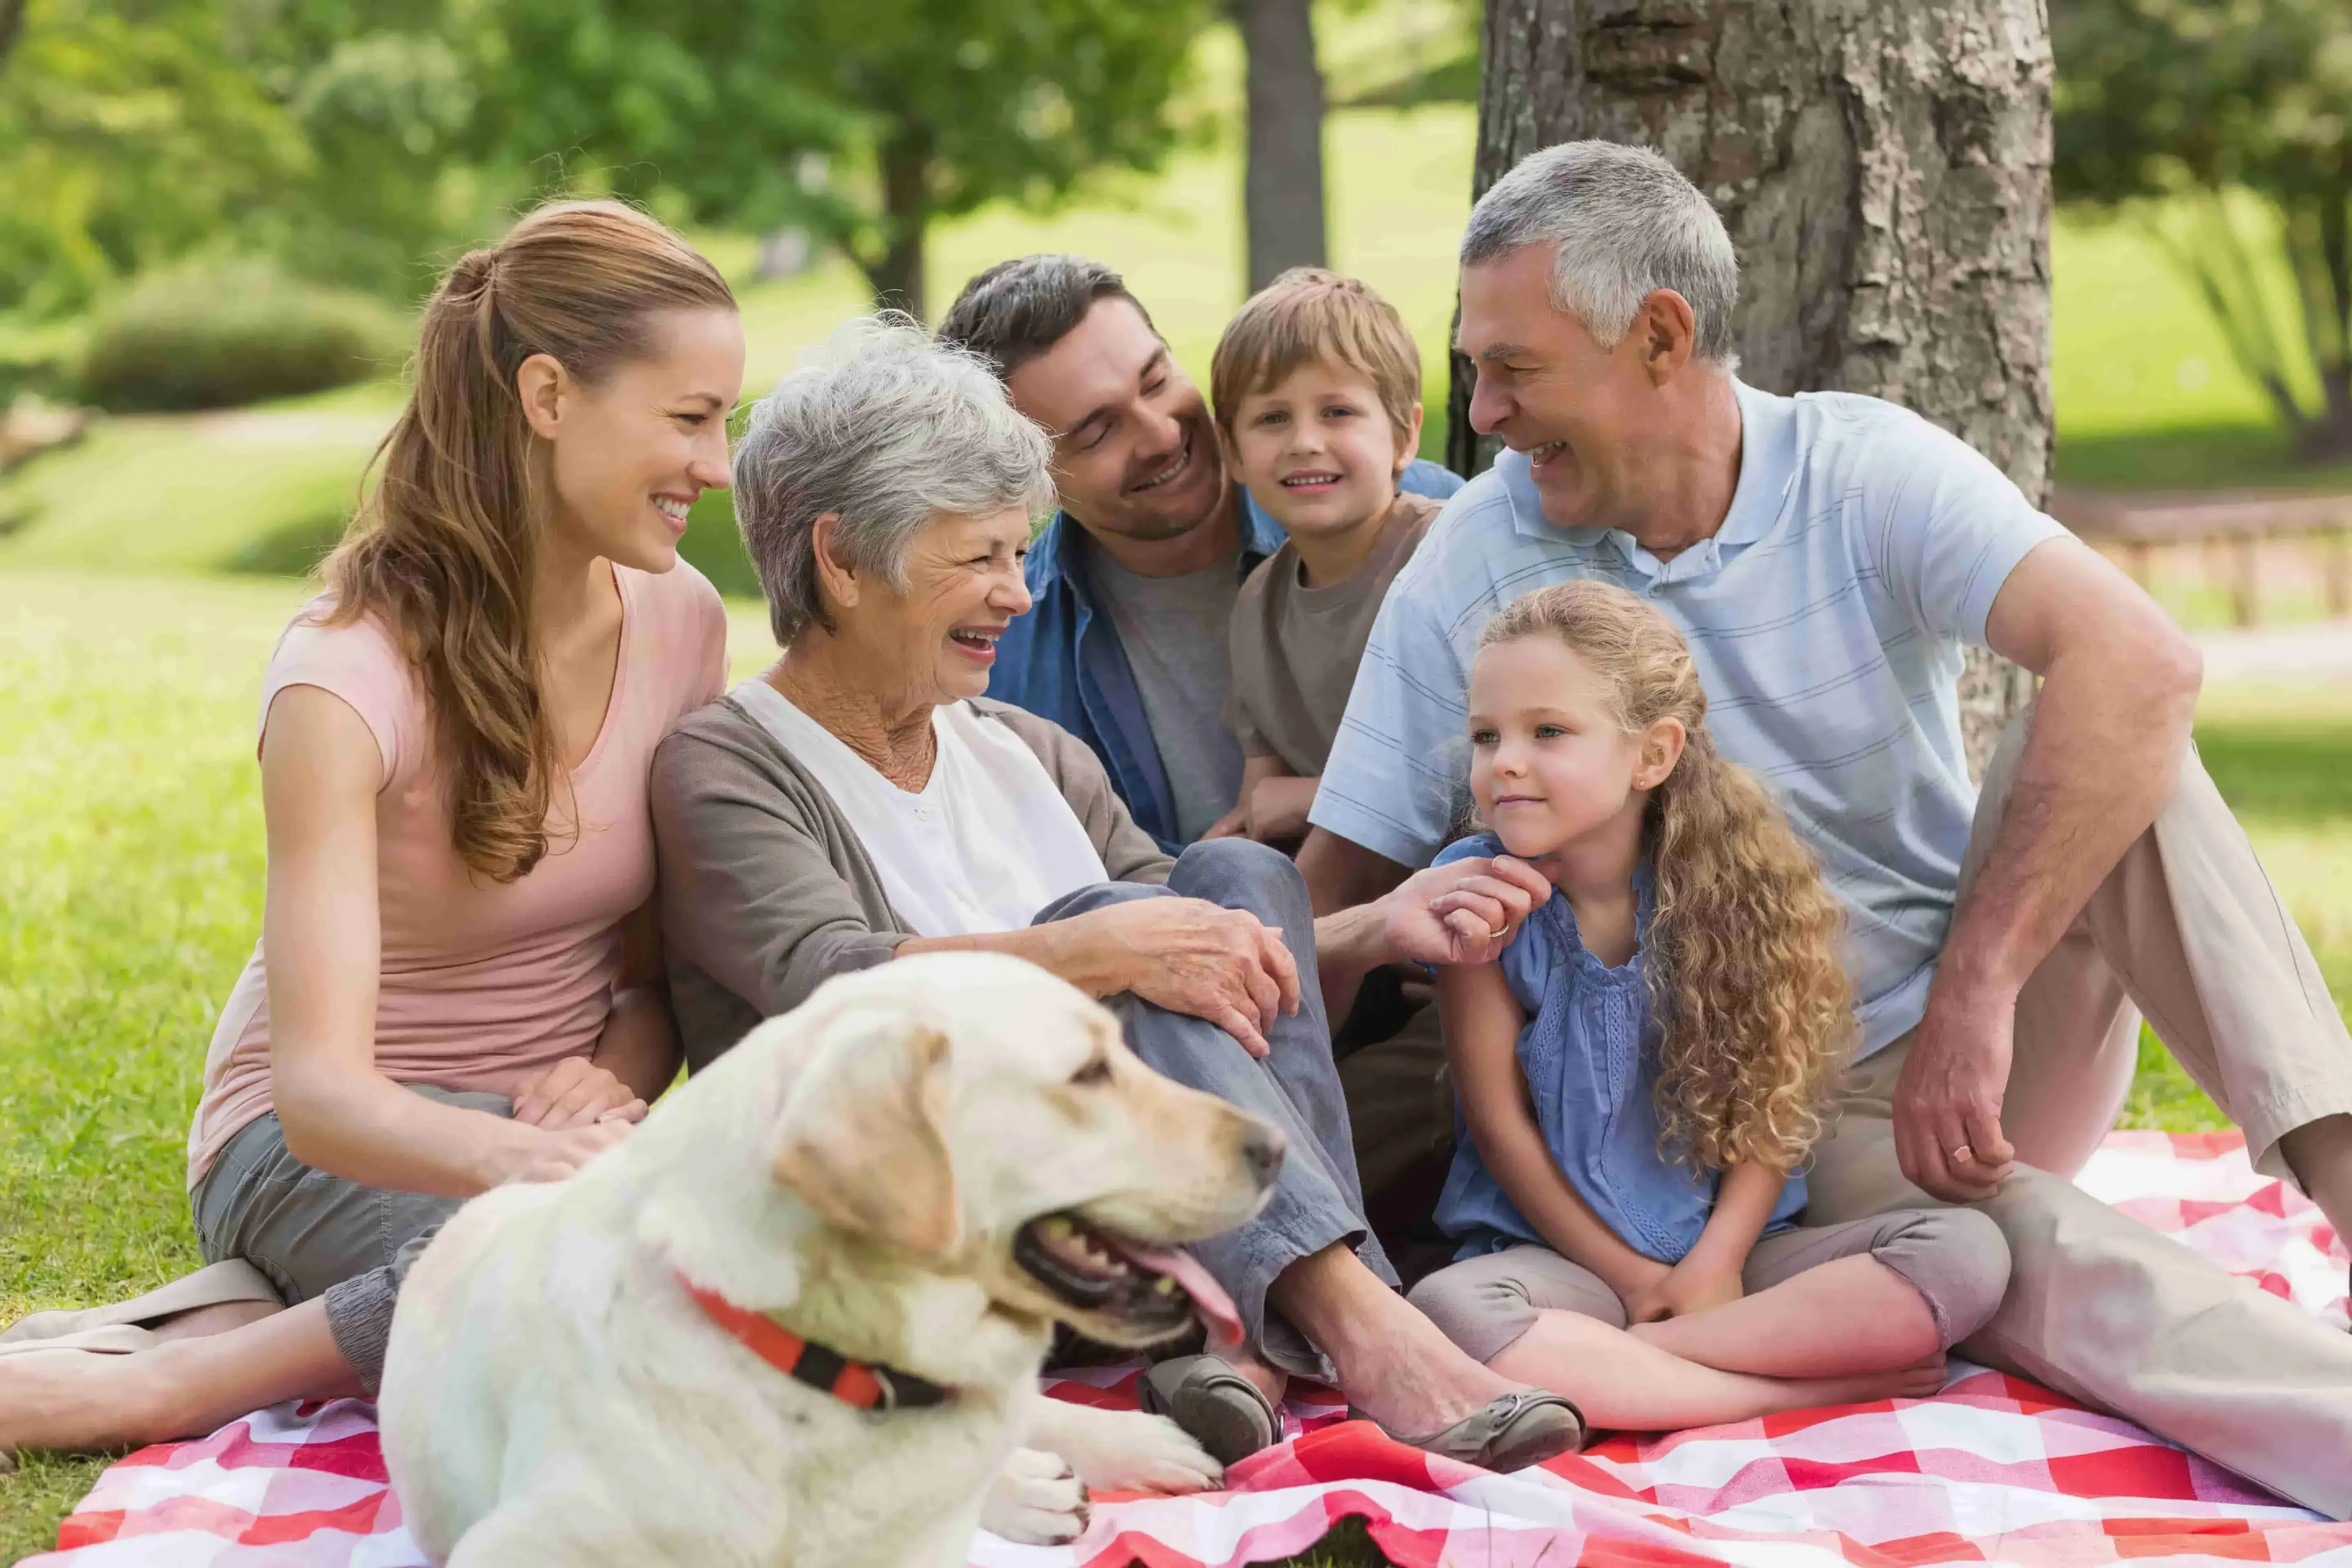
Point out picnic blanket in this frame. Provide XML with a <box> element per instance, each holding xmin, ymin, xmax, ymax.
<box><xmin>26</xmin><ymin>1129</ymin><xmax>2352</xmax><ymax>1568</ymax></box>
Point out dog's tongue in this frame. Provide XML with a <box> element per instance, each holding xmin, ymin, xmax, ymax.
<box><xmin>1106</xmin><ymin>1240</ymin><xmax>1243</xmax><ymax>1350</ymax></box>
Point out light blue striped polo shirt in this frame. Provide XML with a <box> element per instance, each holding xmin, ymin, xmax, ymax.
<box><xmin>1312</xmin><ymin>379</ymin><xmax>2066</xmax><ymax>1057</ymax></box>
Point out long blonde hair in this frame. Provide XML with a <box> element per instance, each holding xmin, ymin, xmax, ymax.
<box><xmin>323</xmin><ymin>201</ymin><xmax>733</xmax><ymax>883</ymax></box>
<box><xmin>1480</xmin><ymin>581</ymin><xmax>1853</xmax><ymax>1174</ymax></box>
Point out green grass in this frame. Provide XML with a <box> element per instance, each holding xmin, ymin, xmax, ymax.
<box><xmin>5</xmin><ymin>570</ymin><xmax>2349</xmax><ymax>1560</ymax></box>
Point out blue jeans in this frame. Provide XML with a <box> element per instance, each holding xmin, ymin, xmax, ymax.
<box><xmin>1033</xmin><ymin>839</ymin><xmax>1396</xmax><ymax>1380</ymax></box>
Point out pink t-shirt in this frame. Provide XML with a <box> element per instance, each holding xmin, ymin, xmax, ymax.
<box><xmin>186</xmin><ymin>561</ymin><xmax>728</xmax><ymax>1187</ymax></box>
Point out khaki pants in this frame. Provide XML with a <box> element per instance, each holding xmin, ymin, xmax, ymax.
<box><xmin>1809</xmin><ymin>705</ymin><xmax>2352</xmax><ymax>1517</ymax></box>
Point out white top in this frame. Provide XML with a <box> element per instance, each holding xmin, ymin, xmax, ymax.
<box><xmin>733</xmin><ymin>679</ymin><xmax>1109</xmax><ymax>938</ymax></box>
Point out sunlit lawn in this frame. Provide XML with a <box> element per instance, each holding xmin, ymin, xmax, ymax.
<box><xmin>4</xmin><ymin>568</ymin><xmax>2345</xmax><ymax>1556</ymax></box>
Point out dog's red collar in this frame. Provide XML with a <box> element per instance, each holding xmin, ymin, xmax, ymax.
<box><xmin>677</xmin><ymin>1272</ymin><xmax>953</xmax><ymax>1412</ymax></box>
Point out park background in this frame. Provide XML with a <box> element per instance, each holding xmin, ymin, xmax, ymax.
<box><xmin>5</xmin><ymin>0</ymin><xmax>2352</xmax><ymax>1560</ymax></box>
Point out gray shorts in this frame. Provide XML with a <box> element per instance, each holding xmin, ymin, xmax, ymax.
<box><xmin>1406</xmin><ymin>1206</ymin><xmax>2013</xmax><ymax>1365</ymax></box>
<box><xmin>191</xmin><ymin>1083</ymin><xmax>506</xmax><ymax>1391</ymax></box>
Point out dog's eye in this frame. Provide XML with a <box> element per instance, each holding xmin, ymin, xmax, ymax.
<box><xmin>1069</xmin><ymin>1057</ymin><xmax>1113</xmax><ymax>1087</ymax></box>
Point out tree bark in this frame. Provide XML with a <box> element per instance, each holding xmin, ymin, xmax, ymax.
<box><xmin>0</xmin><ymin>0</ymin><xmax>25</xmax><ymax>70</ymax></box>
<box><xmin>865</xmin><ymin>132</ymin><xmax>931</xmax><ymax>320</ymax></box>
<box><xmin>1451</xmin><ymin>0</ymin><xmax>2054</xmax><ymax>777</ymax></box>
<box><xmin>1234</xmin><ymin>0</ymin><xmax>1330</xmax><ymax>291</ymax></box>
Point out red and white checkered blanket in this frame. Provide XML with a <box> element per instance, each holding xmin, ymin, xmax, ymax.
<box><xmin>29</xmin><ymin>1131</ymin><xmax>2352</xmax><ymax>1568</ymax></box>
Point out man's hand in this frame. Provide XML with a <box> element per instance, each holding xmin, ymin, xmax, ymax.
<box><xmin>1379</xmin><ymin>855</ymin><xmax>1552</xmax><ymax>967</ymax></box>
<box><xmin>1203</xmin><ymin>777</ymin><xmax>1319</xmax><ymax>846</ymax></box>
<box><xmin>510</xmin><ymin>1056</ymin><xmax>648</xmax><ymax>1131</ymax></box>
<box><xmin>1080</xmin><ymin>897</ymin><xmax>1301</xmax><ymax>1058</ymax></box>
<box><xmin>1892</xmin><ymin>984</ymin><xmax>2020</xmax><ymax>1201</ymax></box>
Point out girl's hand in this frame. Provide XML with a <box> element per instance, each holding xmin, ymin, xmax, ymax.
<box><xmin>1626</xmin><ymin>1258</ymin><xmax>1744</xmax><ymax>1322</ymax></box>
<box><xmin>510</xmin><ymin>1057</ymin><xmax>648</xmax><ymax>1130</ymax></box>
<box><xmin>1615</xmin><ymin>1257</ymin><xmax>1679</xmax><ymax>1323</ymax></box>
<box><xmin>1661</xmin><ymin>1259</ymin><xmax>1746</xmax><ymax>1318</ymax></box>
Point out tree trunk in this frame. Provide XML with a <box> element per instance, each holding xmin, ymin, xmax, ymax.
<box><xmin>0</xmin><ymin>0</ymin><xmax>25</xmax><ymax>69</ymax></box>
<box><xmin>865</xmin><ymin>133</ymin><xmax>931</xmax><ymax>320</ymax></box>
<box><xmin>1234</xmin><ymin>0</ymin><xmax>1330</xmax><ymax>291</ymax></box>
<box><xmin>1451</xmin><ymin>0</ymin><xmax>2054</xmax><ymax>777</ymax></box>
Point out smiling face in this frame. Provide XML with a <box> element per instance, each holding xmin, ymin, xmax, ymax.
<box><xmin>1456</xmin><ymin>245</ymin><xmax>1666</xmax><ymax>534</ymax></box>
<box><xmin>1468</xmin><ymin>633</ymin><xmax>1679</xmax><ymax>863</ymax></box>
<box><xmin>1222</xmin><ymin>358</ymin><xmax>1417</xmax><ymax>543</ymax></box>
<box><xmin>1002</xmin><ymin>297</ymin><xmax>1227</xmax><ymax>546</ymax></box>
<box><xmin>830</xmin><ymin>505</ymin><xmax>1034</xmax><ymax>708</ymax></box>
<box><xmin>535</xmin><ymin>307</ymin><xmax>746</xmax><ymax>571</ymax></box>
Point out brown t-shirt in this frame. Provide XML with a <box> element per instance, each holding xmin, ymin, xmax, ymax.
<box><xmin>1224</xmin><ymin>492</ymin><xmax>1443</xmax><ymax>777</ymax></box>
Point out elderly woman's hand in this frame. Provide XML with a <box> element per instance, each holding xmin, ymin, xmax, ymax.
<box><xmin>1068</xmin><ymin>898</ymin><xmax>1301</xmax><ymax>1058</ymax></box>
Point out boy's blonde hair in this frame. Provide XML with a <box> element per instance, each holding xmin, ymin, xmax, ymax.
<box><xmin>1481</xmin><ymin>581</ymin><xmax>1855</xmax><ymax>1176</ymax></box>
<box><xmin>1209</xmin><ymin>267</ymin><xmax>1422</xmax><ymax>447</ymax></box>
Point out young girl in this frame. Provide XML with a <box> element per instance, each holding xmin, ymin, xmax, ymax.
<box><xmin>0</xmin><ymin>200</ymin><xmax>742</xmax><ymax>1463</ymax></box>
<box><xmin>1406</xmin><ymin>581</ymin><xmax>2013</xmax><ymax>1432</ymax></box>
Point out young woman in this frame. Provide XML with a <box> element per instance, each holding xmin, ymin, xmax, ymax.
<box><xmin>0</xmin><ymin>200</ymin><xmax>743</xmax><ymax>1461</ymax></box>
<box><xmin>1406</xmin><ymin>581</ymin><xmax>2015</xmax><ymax>1432</ymax></box>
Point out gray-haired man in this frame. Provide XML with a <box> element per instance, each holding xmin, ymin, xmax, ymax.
<box><xmin>1303</xmin><ymin>140</ymin><xmax>2352</xmax><ymax>1516</ymax></box>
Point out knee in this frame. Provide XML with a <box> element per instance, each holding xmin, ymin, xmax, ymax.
<box><xmin>1171</xmin><ymin>839</ymin><xmax>1310</xmax><ymax>924</ymax></box>
<box><xmin>1878</xmin><ymin>1207</ymin><xmax>2013</xmax><ymax>1349</ymax></box>
<box><xmin>1405</xmin><ymin>1264</ymin><xmax>1529</xmax><ymax>1364</ymax></box>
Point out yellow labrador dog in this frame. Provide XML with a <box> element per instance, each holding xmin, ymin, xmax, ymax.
<box><xmin>381</xmin><ymin>953</ymin><xmax>1282</xmax><ymax>1567</ymax></box>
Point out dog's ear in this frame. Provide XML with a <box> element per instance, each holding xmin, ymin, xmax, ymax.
<box><xmin>770</xmin><ymin>1016</ymin><xmax>961</xmax><ymax>1258</ymax></box>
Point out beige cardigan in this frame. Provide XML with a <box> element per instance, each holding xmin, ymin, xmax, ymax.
<box><xmin>650</xmin><ymin>693</ymin><xmax>1173</xmax><ymax>1072</ymax></box>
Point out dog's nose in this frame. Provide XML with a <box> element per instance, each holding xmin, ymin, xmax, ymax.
<box><xmin>1241</xmin><ymin>1121</ymin><xmax>1286</xmax><ymax>1188</ymax></box>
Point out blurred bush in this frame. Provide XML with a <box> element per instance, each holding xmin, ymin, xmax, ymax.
<box><xmin>678</xmin><ymin>489</ymin><xmax>762</xmax><ymax>599</ymax></box>
<box><xmin>79</xmin><ymin>263</ymin><xmax>411</xmax><ymax>413</ymax></box>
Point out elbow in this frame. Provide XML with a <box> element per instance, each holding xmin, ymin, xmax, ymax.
<box><xmin>269</xmin><ymin>1064</ymin><xmax>349</xmax><ymax>1171</ymax></box>
<box><xmin>2159</xmin><ymin>626</ymin><xmax>2204</xmax><ymax>711</ymax></box>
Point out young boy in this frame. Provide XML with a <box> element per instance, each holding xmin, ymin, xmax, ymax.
<box><xmin>1204</xmin><ymin>267</ymin><xmax>1446</xmax><ymax>848</ymax></box>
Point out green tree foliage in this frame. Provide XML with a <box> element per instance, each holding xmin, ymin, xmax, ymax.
<box><xmin>2054</xmin><ymin>0</ymin><xmax>2352</xmax><ymax>458</ymax></box>
<box><xmin>0</xmin><ymin>0</ymin><xmax>304</xmax><ymax>317</ymax></box>
<box><xmin>478</xmin><ymin>0</ymin><xmax>1216</xmax><ymax>318</ymax></box>
<box><xmin>0</xmin><ymin>0</ymin><xmax>504</xmax><ymax>319</ymax></box>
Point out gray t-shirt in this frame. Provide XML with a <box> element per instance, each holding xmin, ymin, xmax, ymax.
<box><xmin>1085</xmin><ymin>541</ymin><xmax>1247</xmax><ymax>842</ymax></box>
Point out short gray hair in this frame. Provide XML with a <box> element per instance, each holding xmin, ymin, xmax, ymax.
<box><xmin>1461</xmin><ymin>141</ymin><xmax>1740</xmax><ymax>365</ymax></box>
<box><xmin>733</xmin><ymin>313</ymin><xmax>1057</xmax><ymax>645</ymax></box>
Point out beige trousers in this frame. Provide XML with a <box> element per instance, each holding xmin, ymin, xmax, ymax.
<box><xmin>1808</xmin><ymin>705</ymin><xmax>2352</xmax><ymax>1517</ymax></box>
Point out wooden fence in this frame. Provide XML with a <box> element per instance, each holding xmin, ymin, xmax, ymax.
<box><xmin>2054</xmin><ymin>489</ymin><xmax>2352</xmax><ymax>627</ymax></box>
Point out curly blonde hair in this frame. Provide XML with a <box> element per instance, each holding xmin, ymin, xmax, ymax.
<box><xmin>1480</xmin><ymin>581</ymin><xmax>1854</xmax><ymax>1174</ymax></box>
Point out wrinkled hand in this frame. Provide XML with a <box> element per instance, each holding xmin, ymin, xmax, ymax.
<box><xmin>1893</xmin><ymin>985</ymin><xmax>2019</xmax><ymax>1202</ymax></box>
<box><xmin>510</xmin><ymin>1056</ymin><xmax>647</xmax><ymax>1131</ymax></box>
<box><xmin>483</xmin><ymin>1118</ymin><xmax>633</xmax><ymax>1187</ymax></box>
<box><xmin>1380</xmin><ymin>855</ymin><xmax>1552</xmax><ymax>967</ymax></box>
<box><xmin>1086</xmin><ymin>897</ymin><xmax>1301</xmax><ymax>1058</ymax></box>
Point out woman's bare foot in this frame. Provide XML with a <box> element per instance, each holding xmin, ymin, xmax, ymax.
<box><xmin>0</xmin><ymin>1298</ymin><xmax>356</xmax><ymax>1464</ymax></box>
<box><xmin>0</xmin><ymin>1348</ymin><xmax>180</xmax><ymax>1456</ymax></box>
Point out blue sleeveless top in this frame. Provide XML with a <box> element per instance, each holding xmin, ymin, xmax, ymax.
<box><xmin>1431</xmin><ymin>833</ymin><xmax>1807</xmax><ymax>1264</ymax></box>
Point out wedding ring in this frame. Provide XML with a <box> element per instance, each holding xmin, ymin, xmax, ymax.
<box><xmin>1950</xmin><ymin>1144</ymin><xmax>1976</xmax><ymax>1164</ymax></box>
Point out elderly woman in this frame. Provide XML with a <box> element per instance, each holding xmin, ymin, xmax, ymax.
<box><xmin>648</xmin><ymin>317</ymin><xmax>1576</xmax><ymax>1473</ymax></box>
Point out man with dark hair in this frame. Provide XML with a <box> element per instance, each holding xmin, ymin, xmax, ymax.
<box><xmin>939</xmin><ymin>254</ymin><xmax>1462</xmax><ymax>851</ymax></box>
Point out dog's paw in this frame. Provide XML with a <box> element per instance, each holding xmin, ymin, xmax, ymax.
<box><xmin>979</xmin><ymin>1446</ymin><xmax>1091</xmax><ymax>1544</ymax></box>
<box><xmin>1062</xmin><ymin>1409</ymin><xmax>1224</xmax><ymax>1495</ymax></box>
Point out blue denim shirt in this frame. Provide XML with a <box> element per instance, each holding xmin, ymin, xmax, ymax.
<box><xmin>988</xmin><ymin>460</ymin><xmax>1465</xmax><ymax>851</ymax></box>
<box><xmin>1430</xmin><ymin>833</ymin><xmax>1808</xmax><ymax>1265</ymax></box>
